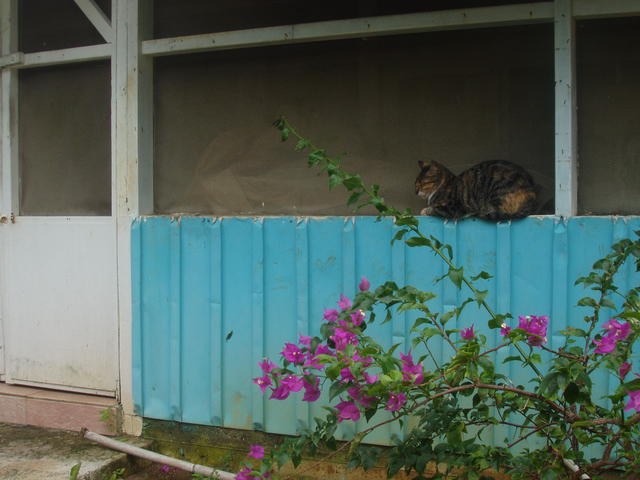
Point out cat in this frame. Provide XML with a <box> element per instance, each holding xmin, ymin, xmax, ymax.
<box><xmin>415</xmin><ymin>159</ymin><xmax>538</xmax><ymax>221</ymax></box>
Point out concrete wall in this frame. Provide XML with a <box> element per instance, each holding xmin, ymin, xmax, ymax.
<box><xmin>154</xmin><ymin>25</ymin><xmax>556</xmax><ymax>216</ymax></box>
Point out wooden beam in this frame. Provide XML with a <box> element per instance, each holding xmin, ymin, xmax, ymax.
<box><xmin>20</xmin><ymin>44</ymin><xmax>111</xmax><ymax>69</ymax></box>
<box><xmin>554</xmin><ymin>0</ymin><xmax>578</xmax><ymax>217</ymax></box>
<box><xmin>574</xmin><ymin>0</ymin><xmax>640</xmax><ymax>19</ymax></box>
<box><xmin>113</xmin><ymin>0</ymin><xmax>152</xmax><ymax>436</ymax></box>
<box><xmin>1</xmin><ymin>0</ymin><xmax>19</xmax><ymax>218</ymax></box>
<box><xmin>0</xmin><ymin>52</ymin><xmax>22</xmax><ymax>68</ymax></box>
<box><xmin>142</xmin><ymin>2</ymin><xmax>555</xmax><ymax>56</ymax></box>
<box><xmin>73</xmin><ymin>0</ymin><xmax>114</xmax><ymax>43</ymax></box>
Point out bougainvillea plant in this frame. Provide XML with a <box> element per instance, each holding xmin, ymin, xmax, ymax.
<box><xmin>233</xmin><ymin>119</ymin><xmax>640</xmax><ymax>480</ymax></box>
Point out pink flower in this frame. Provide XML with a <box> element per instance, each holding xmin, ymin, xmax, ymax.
<box><xmin>340</xmin><ymin>367</ymin><xmax>356</xmax><ymax>383</ymax></box>
<box><xmin>603</xmin><ymin>319</ymin><xmax>631</xmax><ymax>341</ymax></box>
<box><xmin>338</xmin><ymin>294</ymin><xmax>352</xmax><ymax>311</ymax></box>
<box><xmin>347</xmin><ymin>386</ymin><xmax>375</xmax><ymax>408</ymax></box>
<box><xmin>248</xmin><ymin>445</ymin><xmax>265</xmax><ymax>459</ymax></box>
<box><xmin>330</xmin><ymin>327</ymin><xmax>359</xmax><ymax>350</ymax></box>
<box><xmin>352</xmin><ymin>352</ymin><xmax>373</xmax><ymax>367</ymax></box>
<box><xmin>385</xmin><ymin>393</ymin><xmax>407</xmax><ymax>412</ymax></box>
<box><xmin>160</xmin><ymin>465</ymin><xmax>170</xmax><ymax>473</ymax></box>
<box><xmin>517</xmin><ymin>315</ymin><xmax>548</xmax><ymax>346</ymax></box>
<box><xmin>363</xmin><ymin>372</ymin><xmax>378</xmax><ymax>384</ymax></box>
<box><xmin>323</xmin><ymin>309</ymin><xmax>339</xmax><ymax>322</ymax></box>
<box><xmin>624</xmin><ymin>390</ymin><xmax>640</xmax><ymax>412</ymax></box>
<box><xmin>252</xmin><ymin>375</ymin><xmax>272</xmax><ymax>394</ymax></box>
<box><xmin>299</xmin><ymin>335</ymin><xmax>312</xmax><ymax>346</ymax></box>
<box><xmin>460</xmin><ymin>325</ymin><xmax>475</xmax><ymax>340</ymax></box>
<box><xmin>280</xmin><ymin>374</ymin><xmax>304</xmax><ymax>392</ymax></box>
<box><xmin>335</xmin><ymin>401</ymin><xmax>361</xmax><ymax>422</ymax></box>
<box><xmin>359</xmin><ymin>277</ymin><xmax>371</xmax><ymax>291</ymax></box>
<box><xmin>281</xmin><ymin>343</ymin><xmax>305</xmax><ymax>364</ymax></box>
<box><xmin>269</xmin><ymin>384</ymin><xmax>291</xmax><ymax>400</ymax></box>
<box><xmin>619</xmin><ymin>362</ymin><xmax>632</xmax><ymax>379</ymax></box>
<box><xmin>400</xmin><ymin>351</ymin><xmax>424</xmax><ymax>384</ymax></box>
<box><xmin>350</xmin><ymin>310</ymin><xmax>366</xmax><ymax>327</ymax></box>
<box><xmin>258</xmin><ymin>358</ymin><xmax>276</xmax><ymax>374</ymax></box>
<box><xmin>236</xmin><ymin>466</ymin><xmax>253</xmax><ymax>480</ymax></box>
<box><xmin>302</xmin><ymin>377</ymin><xmax>321</xmax><ymax>402</ymax></box>
<box><xmin>500</xmin><ymin>324</ymin><xmax>512</xmax><ymax>337</ymax></box>
<box><xmin>593</xmin><ymin>336</ymin><xmax>618</xmax><ymax>354</ymax></box>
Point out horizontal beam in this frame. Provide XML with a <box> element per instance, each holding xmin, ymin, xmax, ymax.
<box><xmin>0</xmin><ymin>52</ymin><xmax>22</xmax><ymax>68</ymax></box>
<box><xmin>574</xmin><ymin>0</ymin><xmax>640</xmax><ymax>19</ymax></box>
<box><xmin>142</xmin><ymin>2</ymin><xmax>555</xmax><ymax>56</ymax></box>
<box><xmin>19</xmin><ymin>44</ymin><xmax>111</xmax><ymax>69</ymax></box>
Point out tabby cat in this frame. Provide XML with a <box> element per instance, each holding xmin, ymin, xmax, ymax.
<box><xmin>415</xmin><ymin>159</ymin><xmax>538</xmax><ymax>221</ymax></box>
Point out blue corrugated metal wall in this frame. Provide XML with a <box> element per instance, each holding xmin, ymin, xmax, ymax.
<box><xmin>132</xmin><ymin>216</ymin><xmax>640</xmax><ymax>442</ymax></box>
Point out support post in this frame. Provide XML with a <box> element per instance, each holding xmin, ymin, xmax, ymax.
<box><xmin>1</xmin><ymin>0</ymin><xmax>18</xmax><ymax>218</ymax></box>
<box><xmin>73</xmin><ymin>0</ymin><xmax>113</xmax><ymax>43</ymax></box>
<box><xmin>113</xmin><ymin>0</ymin><xmax>153</xmax><ymax>435</ymax></box>
<box><xmin>554</xmin><ymin>0</ymin><xmax>578</xmax><ymax>217</ymax></box>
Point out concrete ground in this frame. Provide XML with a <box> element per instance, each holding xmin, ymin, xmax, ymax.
<box><xmin>0</xmin><ymin>422</ymin><xmax>152</xmax><ymax>480</ymax></box>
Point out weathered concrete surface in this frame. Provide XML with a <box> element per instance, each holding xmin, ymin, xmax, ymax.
<box><xmin>0</xmin><ymin>423</ymin><xmax>150</xmax><ymax>480</ymax></box>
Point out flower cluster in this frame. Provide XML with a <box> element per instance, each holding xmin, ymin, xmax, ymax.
<box><xmin>236</xmin><ymin>444</ymin><xmax>270</xmax><ymax>480</ymax></box>
<box><xmin>500</xmin><ymin>315</ymin><xmax>549</xmax><ymax>346</ymax></box>
<box><xmin>252</xmin><ymin>277</ymin><xmax>420</xmax><ymax>424</ymax></box>
<box><xmin>591</xmin><ymin>319</ymin><xmax>638</xmax><ymax>412</ymax></box>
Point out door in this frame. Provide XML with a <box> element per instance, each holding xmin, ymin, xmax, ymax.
<box><xmin>0</xmin><ymin>59</ymin><xmax>117</xmax><ymax>396</ymax></box>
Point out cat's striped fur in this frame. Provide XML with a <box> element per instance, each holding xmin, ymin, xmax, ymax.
<box><xmin>415</xmin><ymin>160</ymin><xmax>538</xmax><ymax>221</ymax></box>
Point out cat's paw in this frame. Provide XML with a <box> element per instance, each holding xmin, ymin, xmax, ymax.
<box><xmin>420</xmin><ymin>207</ymin><xmax>432</xmax><ymax>216</ymax></box>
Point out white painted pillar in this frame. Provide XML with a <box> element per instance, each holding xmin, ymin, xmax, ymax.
<box><xmin>0</xmin><ymin>0</ymin><xmax>18</xmax><ymax>219</ymax></box>
<box><xmin>113</xmin><ymin>0</ymin><xmax>153</xmax><ymax>435</ymax></box>
<box><xmin>554</xmin><ymin>0</ymin><xmax>578</xmax><ymax>217</ymax></box>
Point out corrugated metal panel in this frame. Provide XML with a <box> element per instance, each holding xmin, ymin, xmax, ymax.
<box><xmin>132</xmin><ymin>216</ymin><xmax>640</xmax><ymax>440</ymax></box>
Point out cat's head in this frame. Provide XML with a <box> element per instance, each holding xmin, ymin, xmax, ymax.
<box><xmin>415</xmin><ymin>160</ymin><xmax>455</xmax><ymax>201</ymax></box>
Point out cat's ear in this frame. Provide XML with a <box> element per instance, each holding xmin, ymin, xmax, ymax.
<box><xmin>418</xmin><ymin>160</ymin><xmax>428</xmax><ymax>169</ymax></box>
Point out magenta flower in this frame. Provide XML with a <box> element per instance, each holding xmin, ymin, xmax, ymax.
<box><xmin>298</xmin><ymin>335</ymin><xmax>312</xmax><ymax>346</ymax></box>
<box><xmin>400</xmin><ymin>351</ymin><xmax>424</xmax><ymax>384</ymax></box>
<box><xmin>359</xmin><ymin>277</ymin><xmax>371</xmax><ymax>291</ymax></box>
<box><xmin>340</xmin><ymin>367</ymin><xmax>356</xmax><ymax>383</ymax></box>
<box><xmin>350</xmin><ymin>310</ymin><xmax>366</xmax><ymax>327</ymax></box>
<box><xmin>352</xmin><ymin>352</ymin><xmax>373</xmax><ymax>367</ymax></box>
<box><xmin>347</xmin><ymin>386</ymin><xmax>375</xmax><ymax>408</ymax></box>
<box><xmin>460</xmin><ymin>325</ymin><xmax>475</xmax><ymax>340</ymax></box>
<box><xmin>280</xmin><ymin>374</ymin><xmax>304</xmax><ymax>392</ymax></box>
<box><xmin>258</xmin><ymin>358</ymin><xmax>276</xmax><ymax>374</ymax></box>
<box><xmin>269</xmin><ymin>384</ymin><xmax>291</xmax><ymax>400</ymax></box>
<box><xmin>236</xmin><ymin>466</ymin><xmax>253</xmax><ymax>480</ymax></box>
<box><xmin>385</xmin><ymin>392</ymin><xmax>407</xmax><ymax>412</ymax></box>
<box><xmin>619</xmin><ymin>362</ymin><xmax>632</xmax><ymax>379</ymax></box>
<box><xmin>624</xmin><ymin>390</ymin><xmax>640</xmax><ymax>412</ymax></box>
<box><xmin>302</xmin><ymin>377</ymin><xmax>321</xmax><ymax>402</ymax></box>
<box><xmin>248</xmin><ymin>445</ymin><xmax>265</xmax><ymax>459</ymax></box>
<box><xmin>281</xmin><ymin>343</ymin><xmax>305</xmax><ymax>364</ymax></box>
<box><xmin>330</xmin><ymin>327</ymin><xmax>359</xmax><ymax>350</ymax></box>
<box><xmin>323</xmin><ymin>309</ymin><xmax>339</xmax><ymax>322</ymax></box>
<box><xmin>252</xmin><ymin>375</ymin><xmax>272</xmax><ymax>394</ymax></box>
<box><xmin>500</xmin><ymin>324</ymin><xmax>512</xmax><ymax>337</ymax></box>
<box><xmin>160</xmin><ymin>465</ymin><xmax>170</xmax><ymax>473</ymax></box>
<box><xmin>335</xmin><ymin>401</ymin><xmax>361</xmax><ymax>422</ymax></box>
<box><xmin>517</xmin><ymin>315</ymin><xmax>548</xmax><ymax>346</ymax></box>
<box><xmin>603</xmin><ymin>319</ymin><xmax>631</xmax><ymax>341</ymax></box>
<box><xmin>363</xmin><ymin>372</ymin><xmax>378</xmax><ymax>384</ymax></box>
<box><xmin>593</xmin><ymin>336</ymin><xmax>618</xmax><ymax>354</ymax></box>
<box><xmin>338</xmin><ymin>294</ymin><xmax>352</xmax><ymax>311</ymax></box>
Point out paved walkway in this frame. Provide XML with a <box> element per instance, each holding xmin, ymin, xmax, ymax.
<box><xmin>0</xmin><ymin>423</ymin><xmax>150</xmax><ymax>480</ymax></box>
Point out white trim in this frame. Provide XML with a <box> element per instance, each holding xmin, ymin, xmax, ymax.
<box><xmin>554</xmin><ymin>0</ymin><xmax>578</xmax><ymax>218</ymax></box>
<box><xmin>114</xmin><ymin>0</ymin><xmax>152</xmax><ymax>435</ymax></box>
<box><xmin>142</xmin><ymin>2</ymin><xmax>555</xmax><ymax>56</ymax></box>
<box><xmin>0</xmin><ymin>52</ymin><xmax>22</xmax><ymax>68</ymax></box>
<box><xmin>73</xmin><ymin>0</ymin><xmax>114</xmax><ymax>43</ymax></box>
<box><xmin>574</xmin><ymin>0</ymin><xmax>640</xmax><ymax>19</ymax></box>
<box><xmin>19</xmin><ymin>44</ymin><xmax>111</xmax><ymax>69</ymax></box>
<box><xmin>1</xmin><ymin>0</ymin><xmax>18</xmax><ymax>218</ymax></box>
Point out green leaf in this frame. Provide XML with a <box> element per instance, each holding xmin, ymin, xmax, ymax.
<box><xmin>280</xmin><ymin>128</ymin><xmax>290</xmax><ymax>141</ymax></box>
<box><xmin>308</xmin><ymin>149</ymin><xmax>326</xmax><ymax>166</ymax></box>
<box><xmin>405</xmin><ymin>237</ymin><xmax>431</xmax><ymax>248</ymax></box>
<box><xmin>69</xmin><ymin>464</ymin><xmax>81</xmax><ymax>480</ymax></box>
<box><xmin>577</xmin><ymin>297</ymin><xmax>597</xmax><ymax>307</ymax></box>
<box><xmin>295</xmin><ymin>139</ymin><xmax>310</xmax><ymax>151</ymax></box>
<box><xmin>448</xmin><ymin>267</ymin><xmax>464</xmax><ymax>289</ymax></box>
<box><xmin>329</xmin><ymin>381</ymin><xmax>350</xmax><ymax>401</ymax></box>
<box><xmin>471</xmin><ymin>271</ymin><xmax>493</xmax><ymax>281</ymax></box>
<box><xmin>347</xmin><ymin>191</ymin><xmax>363</xmax><ymax>206</ymax></box>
